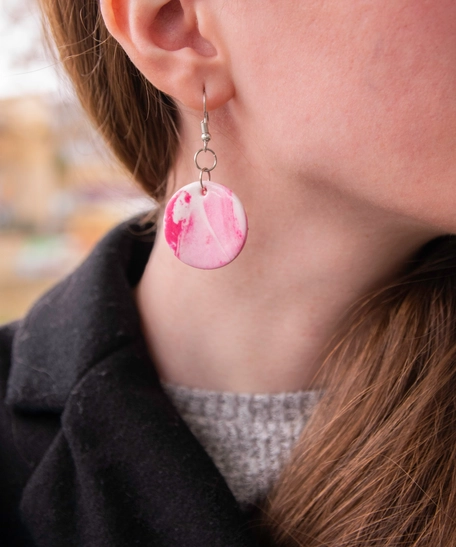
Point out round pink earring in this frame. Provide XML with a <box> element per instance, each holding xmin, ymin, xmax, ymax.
<box><xmin>163</xmin><ymin>91</ymin><xmax>248</xmax><ymax>270</ymax></box>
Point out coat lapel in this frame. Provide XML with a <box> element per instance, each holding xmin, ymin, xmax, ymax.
<box><xmin>5</xmin><ymin>221</ymin><xmax>258</xmax><ymax>546</ymax></box>
<box><xmin>6</xmin><ymin>221</ymin><xmax>153</xmax><ymax>412</ymax></box>
<box><xmin>20</xmin><ymin>339</ymin><xmax>257</xmax><ymax>546</ymax></box>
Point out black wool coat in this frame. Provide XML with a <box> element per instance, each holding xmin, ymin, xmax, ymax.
<box><xmin>0</xmin><ymin>221</ymin><xmax>260</xmax><ymax>547</ymax></box>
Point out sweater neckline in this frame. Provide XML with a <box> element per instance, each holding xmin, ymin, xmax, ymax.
<box><xmin>161</xmin><ymin>380</ymin><xmax>321</xmax><ymax>422</ymax></box>
<box><xmin>161</xmin><ymin>380</ymin><xmax>322</xmax><ymax>507</ymax></box>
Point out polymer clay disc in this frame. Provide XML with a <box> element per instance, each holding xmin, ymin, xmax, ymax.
<box><xmin>163</xmin><ymin>181</ymin><xmax>248</xmax><ymax>270</ymax></box>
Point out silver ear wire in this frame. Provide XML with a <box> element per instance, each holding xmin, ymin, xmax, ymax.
<box><xmin>195</xmin><ymin>89</ymin><xmax>217</xmax><ymax>192</ymax></box>
<box><xmin>202</xmin><ymin>90</ymin><xmax>210</xmax><ymax>147</ymax></box>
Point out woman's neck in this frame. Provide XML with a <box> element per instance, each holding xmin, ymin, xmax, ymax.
<box><xmin>135</xmin><ymin>111</ymin><xmax>440</xmax><ymax>392</ymax></box>
<box><xmin>135</xmin><ymin>170</ymin><xmax>439</xmax><ymax>393</ymax></box>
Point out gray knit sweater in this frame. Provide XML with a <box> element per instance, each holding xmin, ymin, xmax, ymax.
<box><xmin>162</xmin><ymin>382</ymin><xmax>320</xmax><ymax>509</ymax></box>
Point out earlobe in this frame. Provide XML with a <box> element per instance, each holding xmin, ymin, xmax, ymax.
<box><xmin>99</xmin><ymin>0</ymin><xmax>234</xmax><ymax>111</ymax></box>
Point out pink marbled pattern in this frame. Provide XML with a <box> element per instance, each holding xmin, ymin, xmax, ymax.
<box><xmin>163</xmin><ymin>181</ymin><xmax>248</xmax><ymax>269</ymax></box>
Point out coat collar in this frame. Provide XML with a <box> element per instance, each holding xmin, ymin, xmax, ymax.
<box><xmin>6</xmin><ymin>220</ymin><xmax>154</xmax><ymax>411</ymax></box>
<box><xmin>5</xmin><ymin>220</ymin><xmax>259</xmax><ymax>546</ymax></box>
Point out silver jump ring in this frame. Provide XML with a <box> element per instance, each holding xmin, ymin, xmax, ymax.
<box><xmin>199</xmin><ymin>168</ymin><xmax>211</xmax><ymax>192</ymax></box>
<box><xmin>194</xmin><ymin>148</ymin><xmax>217</xmax><ymax>172</ymax></box>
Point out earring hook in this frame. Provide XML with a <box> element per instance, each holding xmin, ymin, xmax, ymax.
<box><xmin>201</xmin><ymin>89</ymin><xmax>211</xmax><ymax>152</ymax></box>
<box><xmin>196</xmin><ymin>88</ymin><xmax>216</xmax><ymax>192</ymax></box>
<box><xmin>203</xmin><ymin>88</ymin><xmax>209</xmax><ymax>124</ymax></box>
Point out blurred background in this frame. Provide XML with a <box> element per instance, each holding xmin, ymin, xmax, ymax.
<box><xmin>0</xmin><ymin>0</ymin><xmax>153</xmax><ymax>323</ymax></box>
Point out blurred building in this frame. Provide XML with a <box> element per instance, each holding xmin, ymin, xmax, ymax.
<box><xmin>0</xmin><ymin>95</ymin><xmax>56</xmax><ymax>230</ymax></box>
<box><xmin>0</xmin><ymin>94</ymin><xmax>149</xmax><ymax>232</ymax></box>
<box><xmin>0</xmin><ymin>93</ymin><xmax>153</xmax><ymax>322</ymax></box>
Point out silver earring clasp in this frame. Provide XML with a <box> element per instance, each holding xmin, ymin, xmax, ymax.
<box><xmin>201</xmin><ymin>90</ymin><xmax>211</xmax><ymax>151</ymax></box>
<box><xmin>195</xmin><ymin>89</ymin><xmax>217</xmax><ymax>192</ymax></box>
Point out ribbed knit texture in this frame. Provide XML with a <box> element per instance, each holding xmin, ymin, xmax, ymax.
<box><xmin>162</xmin><ymin>382</ymin><xmax>320</xmax><ymax>508</ymax></box>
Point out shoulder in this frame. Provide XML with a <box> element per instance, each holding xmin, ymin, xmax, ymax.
<box><xmin>0</xmin><ymin>321</ymin><xmax>33</xmax><ymax>468</ymax></box>
<box><xmin>4</xmin><ymin>219</ymin><xmax>154</xmax><ymax>412</ymax></box>
<box><xmin>0</xmin><ymin>319</ymin><xmax>18</xmax><ymax>360</ymax></box>
<box><xmin>0</xmin><ymin>219</ymin><xmax>154</xmax><ymax>542</ymax></box>
<box><xmin>0</xmin><ymin>320</ymin><xmax>21</xmax><ymax>412</ymax></box>
<box><xmin>0</xmin><ymin>320</ymin><xmax>17</xmax><ymax>379</ymax></box>
<box><xmin>0</xmin><ymin>319</ymin><xmax>61</xmax><ymax>466</ymax></box>
<box><xmin>0</xmin><ymin>320</ymin><xmax>61</xmax><ymax>545</ymax></box>
<box><xmin>0</xmin><ymin>321</ymin><xmax>19</xmax><ymax>410</ymax></box>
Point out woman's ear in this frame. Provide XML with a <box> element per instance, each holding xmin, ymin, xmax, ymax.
<box><xmin>99</xmin><ymin>0</ymin><xmax>234</xmax><ymax>111</ymax></box>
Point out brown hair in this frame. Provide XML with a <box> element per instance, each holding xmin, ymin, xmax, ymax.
<box><xmin>40</xmin><ymin>0</ymin><xmax>179</xmax><ymax>204</ymax></box>
<box><xmin>260</xmin><ymin>236</ymin><xmax>456</xmax><ymax>545</ymax></box>
<box><xmin>41</xmin><ymin>1</ymin><xmax>456</xmax><ymax>545</ymax></box>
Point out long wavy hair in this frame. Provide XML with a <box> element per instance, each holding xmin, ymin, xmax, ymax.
<box><xmin>40</xmin><ymin>1</ymin><xmax>456</xmax><ymax>544</ymax></box>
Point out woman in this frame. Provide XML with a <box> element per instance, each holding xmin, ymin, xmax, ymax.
<box><xmin>1</xmin><ymin>0</ymin><xmax>456</xmax><ymax>545</ymax></box>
